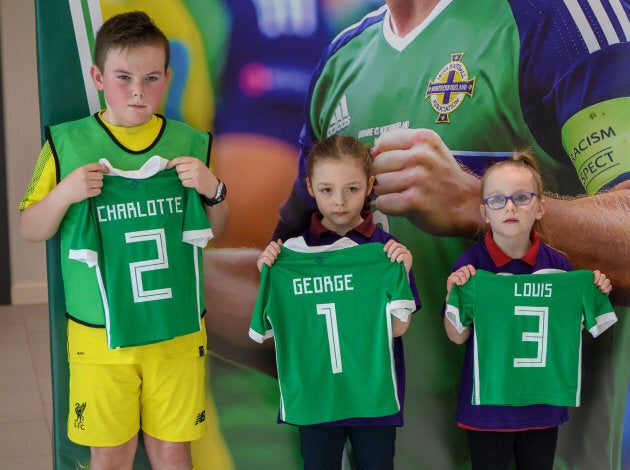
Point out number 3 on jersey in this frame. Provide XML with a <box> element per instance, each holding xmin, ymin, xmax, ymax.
<box><xmin>317</xmin><ymin>303</ymin><xmax>343</xmax><ymax>374</ymax></box>
<box><xmin>513</xmin><ymin>305</ymin><xmax>548</xmax><ymax>368</ymax></box>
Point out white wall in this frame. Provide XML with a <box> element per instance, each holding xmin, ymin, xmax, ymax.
<box><xmin>1</xmin><ymin>0</ymin><xmax>48</xmax><ymax>304</ymax></box>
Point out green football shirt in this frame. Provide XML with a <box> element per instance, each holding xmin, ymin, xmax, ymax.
<box><xmin>445</xmin><ymin>269</ymin><xmax>616</xmax><ymax>406</ymax></box>
<box><xmin>250</xmin><ymin>237</ymin><xmax>416</xmax><ymax>425</ymax></box>
<box><xmin>69</xmin><ymin>156</ymin><xmax>213</xmax><ymax>348</ymax></box>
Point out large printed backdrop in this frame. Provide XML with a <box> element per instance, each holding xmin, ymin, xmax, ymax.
<box><xmin>34</xmin><ymin>1</ymin><xmax>630</xmax><ymax>469</ymax></box>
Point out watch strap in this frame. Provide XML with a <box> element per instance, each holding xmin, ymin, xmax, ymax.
<box><xmin>200</xmin><ymin>179</ymin><xmax>226</xmax><ymax>206</ymax></box>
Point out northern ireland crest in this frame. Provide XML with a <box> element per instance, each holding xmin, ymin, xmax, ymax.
<box><xmin>425</xmin><ymin>53</ymin><xmax>476</xmax><ymax>123</ymax></box>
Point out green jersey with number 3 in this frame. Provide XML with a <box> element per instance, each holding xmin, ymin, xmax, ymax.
<box><xmin>445</xmin><ymin>270</ymin><xmax>616</xmax><ymax>406</ymax></box>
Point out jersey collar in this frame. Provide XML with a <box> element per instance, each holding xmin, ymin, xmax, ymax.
<box><xmin>484</xmin><ymin>230</ymin><xmax>540</xmax><ymax>267</ymax></box>
<box><xmin>382</xmin><ymin>0</ymin><xmax>453</xmax><ymax>52</ymax></box>
<box><xmin>310</xmin><ymin>211</ymin><xmax>376</xmax><ymax>239</ymax></box>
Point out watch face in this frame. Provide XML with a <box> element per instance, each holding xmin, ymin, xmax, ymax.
<box><xmin>216</xmin><ymin>180</ymin><xmax>226</xmax><ymax>202</ymax></box>
<box><xmin>202</xmin><ymin>180</ymin><xmax>226</xmax><ymax>206</ymax></box>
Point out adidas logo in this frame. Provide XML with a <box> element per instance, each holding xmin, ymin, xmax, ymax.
<box><xmin>326</xmin><ymin>95</ymin><xmax>351</xmax><ymax>137</ymax></box>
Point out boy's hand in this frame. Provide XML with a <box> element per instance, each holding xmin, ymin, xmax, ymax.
<box><xmin>167</xmin><ymin>156</ymin><xmax>219</xmax><ymax>199</ymax></box>
<box><xmin>383</xmin><ymin>239</ymin><xmax>412</xmax><ymax>273</ymax></box>
<box><xmin>257</xmin><ymin>240</ymin><xmax>283</xmax><ymax>272</ymax></box>
<box><xmin>60</xmin><ymin>162</ymin><xmax>109</xmax><ymax>204</ymax></box>
<box><xmin>593</xmin><ymin>270</ymin><xmax>613</xmax><ymax>294</ymax></box>
<box><xmin>446</xmin><ymin>264</ymin><xmax>476</xmax><ymax>297</ymax></box>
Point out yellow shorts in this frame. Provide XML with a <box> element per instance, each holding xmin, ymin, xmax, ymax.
<box><xmin>67</xmin><ymin>321</ymin><xmax>208</xmax><ymax>446</ymax></box>
<box><xmin>67</xmin><ymin>317</ymin><xmax>207</xmax><ymax>364</ymax></box>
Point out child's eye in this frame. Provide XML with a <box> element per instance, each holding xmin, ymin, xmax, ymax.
<box><xmin>145</xmin><ymin>75</ymin><xmax>159</xmax><ymax>82</ymax></box>
<box><xmin>512</xmin><ymin>193</ymin><xmax>530</xmax><ymax>204</ymax></box>
<box><xmin>347</xmin><ymin>187</ymin><xmax>358</xmax><ymax>193</ymax></box>
<box><xmin>117</xmin><ymin>74</ymin><xmax>131</xmax><ymax>81</ymax></box>
<box><xmin>321</xmin><ymin>188</ymin><xmax>331</xmax><ymax>194</ymax></box>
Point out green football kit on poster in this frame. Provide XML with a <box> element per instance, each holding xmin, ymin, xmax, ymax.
<box><xmin>287</xmin><ymin>4</ymin><xmax>630</xmax><ymax>465</ymax></box>
<box><xmin>250</xmin><ymin>238</ymin><xmax>416</xmax><ymax>425</ymax></box>
<box><xmin>445</xmin><ymin>270</ymin><xmax>616</xmax><ymax>406</ymax></box>
<box><xmin>306</xmin><ymin>1</ymin><xmax>564</xmax><ymax>337</ymax></box>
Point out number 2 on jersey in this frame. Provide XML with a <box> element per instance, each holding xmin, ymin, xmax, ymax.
<box><xmin>125</xmin><ymin>228</ymin><xmax>173</xmax><ymax>303</ymax></box>
<box><xmin>317</xmin><ymin>303</ymin><xmax>342</xmax><ymax>374</ymax></box>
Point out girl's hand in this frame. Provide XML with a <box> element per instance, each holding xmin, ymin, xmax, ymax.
<box><xmin>446</xmin><ymin>264</ymin><xmax>476</xmax><ymax>298</ymax></box>
<box><xmin>384</xmin><ymin>239</ymin><xmax>413</xmax><ymax>273</ymax></box>
<box><xmin>257</xmin><ymin>239</ymin><xmax>283</xmax><ymax>272</ymax></box>
<box><xmin>593</xmin><ymin>270</ymin><xmax>613</xmax><ymax>294</ymax></box>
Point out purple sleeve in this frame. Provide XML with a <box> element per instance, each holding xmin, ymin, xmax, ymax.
<box><xmin>509</xmin><ymin>0</ymin><xmax>630</xmax><ymax>160</ymax></box>
<box><xmin>272</xmin><ymin>125</ymin><xmax>318</xmax><ymax>240</ymax></box>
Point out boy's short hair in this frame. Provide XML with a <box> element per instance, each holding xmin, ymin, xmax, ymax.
<box><xmin>94</xmin><ymin>11</ymin><xmax>169</xmax><ymax>72</ymax></box>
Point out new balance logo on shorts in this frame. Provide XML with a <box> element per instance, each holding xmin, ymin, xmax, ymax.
<box><xmin>327</xmin><ymin>95</ymin><xmax>351</xmax><ymax>137</ymax></box>
<box><xmin>195</xmin><ymin>410</ymin><xmax>206</xmax><ymax>425</ymax></box>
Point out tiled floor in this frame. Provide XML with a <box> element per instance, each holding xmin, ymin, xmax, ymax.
<box><xmin>0</xmin><ymin>303</ymin><xmax>53</xmax><ymax>469</ymax></box>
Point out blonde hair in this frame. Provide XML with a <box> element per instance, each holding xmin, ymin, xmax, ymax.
<box><xmin>481</xmin><ymin>149</ymin><xmax>543</xmax><ymax>198</ymax></box>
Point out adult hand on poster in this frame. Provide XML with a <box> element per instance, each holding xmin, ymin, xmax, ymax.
<box><xmin>372</xmin><ymin>128</ymin><xmax>483</xmax><ymax>238</ymax></box>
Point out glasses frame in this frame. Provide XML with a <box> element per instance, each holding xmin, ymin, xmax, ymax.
<box><xmin>483</xmin><ymin>192</ymin><xmax>537</xmax><ymax>210</ymax></box>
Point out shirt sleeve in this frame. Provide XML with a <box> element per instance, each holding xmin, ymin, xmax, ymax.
<box><xmin>67</xmin><ymin>199</ymin><xmax>99</xmax><ymax>268</ymax></box>
<box><xmin>582</xmin><ymin>274</ymin><xmax>618</xmax><ymax>338</ymax></box>
<box><xmin>385</xmin><ymin>259</ymin><xmax>416</xmax><ymax>322</ymax></box>
<box><xmin>19</xmin><ymin>140</ymin><xmax>57</xmax><ymax>211</ymax></box>
<box><xmin>510</xmin><ymin>1</ymin><xmax>630</xmax><ymax>193</ymax></box>
<box><xmin>444</xmin><ymin>280</ymin><xmax>476</xmax><ymax>334</ymax></box>
<box><xmin>182</xmin><ymin>187</ymin><xmax>214</xmax><ymax>247</ymax></box>
<box><xmin>249</xmin><ymin>264</ymin><xmax>274</xmax><ymax>343</ymax></box>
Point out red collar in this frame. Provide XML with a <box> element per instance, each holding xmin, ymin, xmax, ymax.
<box><xmin>484</xmin><ymin>230</ymin><xmax>540</xmax><ymax>267</ymax></box>
<box><xmin>310</xmin><ymin>211</ymin><xmax>376</xmax><ymax>238</ymax></box>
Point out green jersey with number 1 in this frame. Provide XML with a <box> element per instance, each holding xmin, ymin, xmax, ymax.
<box><xmin>250</xmin><ymin>238</ymin><xmax>416</xmax><ymax>425</ymax></box>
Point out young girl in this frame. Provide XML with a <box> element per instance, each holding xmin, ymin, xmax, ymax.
<box><xmin>255</xmin><ymin>135</ymin><xmax>421</xmax><ymax>470</ymax></box>
<box><xmin>444</xmin><ymin>151</ymin><xmax>613</xmax><ymax>470</ymax></box>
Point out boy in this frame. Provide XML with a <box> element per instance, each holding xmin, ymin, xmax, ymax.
<box><xmin>19</xmin><ymin>11</ymin><xmax>228</xmax><ymax>469</ymax></box>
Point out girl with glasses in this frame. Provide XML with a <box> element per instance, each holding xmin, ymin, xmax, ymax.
<box><xmin>443</xmin><ymin>150</ymin><xmax>612</xmax><ymax>470</ymax></box>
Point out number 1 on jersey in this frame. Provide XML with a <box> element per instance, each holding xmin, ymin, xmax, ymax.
<box><xmin>317</xmin><ymin>303</ymin><xmax>342</xmax><ymax>374</ymax></box>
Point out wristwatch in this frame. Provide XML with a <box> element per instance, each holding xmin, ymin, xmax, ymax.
<box><xmin>200</xmin><ymin>179</ymin><xmax>227</xmax><ymax>206</ymax></box>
